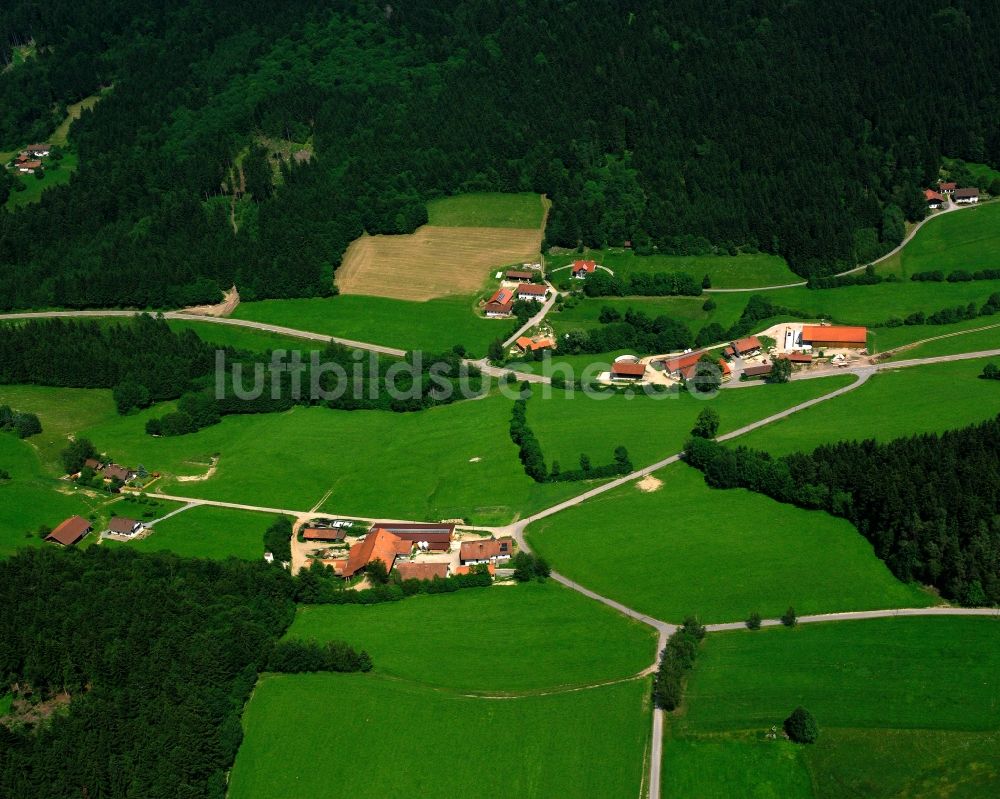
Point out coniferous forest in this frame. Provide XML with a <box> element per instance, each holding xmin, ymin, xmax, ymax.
<box><xmin>1</xmin><ymin>1</ymin><xmax>999</xmax><ymax>309</ymax></box>
<box><xmin>684</xmin><ymin>416</ymin><xmax>1000</xmax><ymax>606</ymax></box>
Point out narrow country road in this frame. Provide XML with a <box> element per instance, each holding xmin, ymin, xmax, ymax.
<box><xmin>704</xmin><ymin>605</ymin><xmax>1000</xmax><ymax>632</ymax></box>
<box><xmin>503</xmin><ymin>279</ymin><xmax>559</xmax><ymax>347</ymax></box>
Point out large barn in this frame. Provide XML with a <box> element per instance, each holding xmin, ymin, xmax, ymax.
<box><xmin>800</xmin><ymin>325</ymin><xmax>868</xmax><ymax>349</ymax></box>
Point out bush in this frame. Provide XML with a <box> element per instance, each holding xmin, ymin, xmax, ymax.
<box><xmin>784</xmin><ymin>706</ymin><xmax>819</xmax><ymax>743</ymax></box>
<box><xmin>780</xmin><ymin>606</ymin><xmax>797</xmax><ymax>627</ymax></box>
<box><xmin>746</xmin><ymin>611</ymin><xmax>762</xmax><ymax>630</ymax></box>
<box><xmin>511</xmin><ymin>551</ymin><xmax>550</xmax><ymax>581</ymax></box>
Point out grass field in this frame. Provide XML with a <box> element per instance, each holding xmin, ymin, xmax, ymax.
<box><xmin>898</xmin><ymin>323</ymin><xmax>1000</xmax><ymax>358</ymax></box>
<box><xmin>228</xmin><ymin>673</ymin><xmax>650</xmax><ymax>799</ymax></box>
<box><xmin>165</xmin><ymin>319</ymin><xmax>311</xmax><ymax>353</ymax></box>
<box><xmin>665</xmin><ymin>616</ymin><xmax>1000</xmax><ymax>798</ymax></box>
<box><xmin>869</xmin><ymin>315</ymin><xmax>1000</xmax><ymax>353</ymax></box>
<box><xmin>548</xmin><ymin>249</ymin><xmax>800</xmax><ymax>289</ymax></box>
<box><xmin>876</xmin><ymin>202</ymin><xmax>1000</xmax><ymax>278</ymax></box>
<box><xmin>5</xmin><ymin>152</ymin><xmax>78</xmax><ymax>209</ymax></box>
<box><xmin>51</xmin><ymin>91</ymin><xmax>107</xmax><ymax>146</ymax></box>
<box><xmin>527</xmin><ymin>462</ymin><xmax>928</xmax><ymax>623</ymax></box>
<box><xmin>336</xmin><ymin>225</ymin><xmax>542</xmax><ymax>300</ymax></box>
<box><xmin>740</xmin><ymin>357</ymin><xmax>1000</xmax><ymax>455</ymax></box>
<box><xmin>426</xmin><ymin>192</ymin><xmax>546</xmax><ymax>228</ymax></box>
<box><xmin>287</xmin><ymin>581</ymin><xmax>655</xmax><ymax>692</ymax></box>
<box><xmin>526</xmin><ymin>374</ymin><xmax>853</xmax><ymax>472</ymax></box>
<box><xmin>234</xmin><ymin>294</ymin><xmax>509</xmax><ymax>356</ymax></box>
<box><xmin>112</xmin><ymin>505</ymin><xmax>275</xmax><ymax>561</ymax></box>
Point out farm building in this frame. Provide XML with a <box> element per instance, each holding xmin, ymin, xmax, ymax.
<box><xmin>516</xmin><ymin>336</ymin><xmax>554</xmax><ymax>353</ymax></box>
<box><xmin>459</xmin><ymin>536</ymin><xmax>514</xmax><ymax>565</ymax></box>
<box><xmin>505</xmin><ymin>270</ymin><xmax>534</xmax><ymax>282</ymax></box>
<box><xmin>17</xmin><ymin>160</ymin><xmax>42</xmax><ymax>173</ymax></box>
<box><xmin>485</xmin><ymin>288</ymin><xmax>515</xmax><ymax>317</ymax></box>
<box><xmin>302</xmin><ymin>526</ymin><xmax>347</xmax><ymax>542</ymax></box>
<box><xmin>742</xmin><ymin>363</ymin><xmax>773</xmax><ymax>379</ymax></box>
<box><xmin>723</xmin><ymin>336</ymin><xmax>762</xmax><ymax>358</ymax></box>
<box><xmin>25</xmin><ymin>144</ymin><xmax>50</xmax><ymax>157</ymax></box>
<box><xmin>395</xmin><ymin>561</ymin><xmax>449</xmax><ymax>581</ymax></box>
<box><xmin>83</xmin><ymin>458</ymin><xmax>103</xmax><ymax>470</ymax></box>
<box><xmin>938</xmin><ymin>181</ymin><xmax>956</xmax><ymax>194</ymax></box>
<box><xmin>516</xmin><ymin>283</ymin><xmax>548</xmax><ymax>301</ymax></box>
<box><xmin>924</xmin><ymin>189</ymin><xmax>945</xmax><ymax>209</ymax></box>
<box><xmin>369</xmin><ymin>522</ymin><xmax>455</xmax><ymax>551</ymax></box>
<box><xmin>453</xmin><ymin>562</ymin><xmax>496</xmax><ymax>576</ymax></box>
<box><xmin>610</xmin><ymin>362</ymin><xmax>646</xmax><ymax>381</ymax></box>
<box><xmin>779</xmin><ymin>352</ymin><xmax>813</xmax><ymax>364</ymax></box>
<box><xmin>800</xmin><ymin>325</ymin><xmax>868</xmax><ymax>348</ymax></box>
<box><xmin>340</xmin><ymin>528</ymin><xmax>411</xmax><ymax>579</ymax></box>
<box><xmin>102</xmin><ymin>463</ymin><xmax>135</xmax><ymax>482</ymax></box>
<box><xmin>46</xmin><ymin>516</ymin><xmax>92</xmax><ymax>547</ymax></box>
<box><xmin>953</xmin><ymin>187</ymin><xmax>979</xmax><ymax>204</ymax></box>
<box><xmin>107</xmin><ymin>517</ymin><xmax>143</xmax><ymax>537</ymax></box>
<box><xmin>572</xmin><ymin>260</ymin><xmax>597</xmax><ymax>278</ymax></box>
<box><xmin>660</xmin><ymin>352</ymin><xmax>730</xmax><ymax>382</ymax></box>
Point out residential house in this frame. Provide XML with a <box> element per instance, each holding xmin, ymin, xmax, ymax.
<box><xmin>395</xmin><ymin>561</ymin><xmax>449</xmax><ymax>581</ymax></box>
<box><xmin>938</xmin><ymin>181</ymin><xmax>956</xmax><ymax>194</ymax></box>
<box><xmin>83</xmin><ymin>458</ymin><xmax>103</xmax><ymax>471</ymax></box>
<box><xmin>107</xmin><ymin>517</ymin><xmax>143</xmax><ymax>537</ymax></box>
<box><xmin>723</xmin><ymin>336</ymin><xmax>762</xmax><ymax>358</ymax></box>
<box><xmin>610</xmin><ymin>361</ymin><xmax>646</xmax><ymax>381</ymax></box>
<box><xmin>953</xmin><ymin>187</ymin><xmax>979</xmax><ymax>204</ymax></box>
<box><xmin>485</xmin><ymin>287</ymin><xmax>515</xmax><ymax>317</ymax></box>
<box><xmin>102</xmin><ymin>464</ymin><xmax>135</xmax><ymax>483</ymax></box>
<box><xmin>369</xmin><ymin>522</ymin><xmax>455</xmax><ymax>551</ymax></box>
<box><xmin>340</xmin><ymin>528</ymin><xmax>411</xmax><ymax>579</ymax></box>
<box><xmin>516</xmin><ymin>283</ymin><xmax>548</xmax><ymax>302</ymax></box>
<box><xmin>17</xmin><ymin>160</ymin><xmax>42</xmax><ymax>173</ymax></box>
<box><xmin>924</xmin><ymin>189</ymin><xmax>945</xmax><ymax>209</ymax></box>
<box><xmin>572</xmin><ymin>260</ymin><xmax>597</xmax><ymax>278</ymax></box>
<box><xmin>46</xmin><ymin>516</ymin><xmax>92</xmax><ymax>547</ymax></box>
<box><xmin>459</xmin><ymin>536</ymin><xmax>514</xmax><ymax>565</ymax></box>
<box><xmin>515</xmin><ymin>336</ymin><xmax>554</xmax><ymax>354</ymax></box>
<box><xmin>505</xmin><ymin>270</ymin><xmax>534</xmax><ymax>282</ymax></box>
<box><xmin>800</xmin><ymin>325</ymin><xmax>868</xmax><ymax>349</ymax></box>
<box><xmin>25</xmin><ymin>144</ymin><xmax>50</xmax><ymax>157</ymax></box>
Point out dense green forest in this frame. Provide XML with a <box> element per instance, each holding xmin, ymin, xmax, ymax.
<box><xmin>1</xmin><ymin>1</ymin><xmax>999</xmax><ymax>309</ymax></box>
<box><xmin>0</xmin><ymin>547</ymin><xmax>298</xmax><ymax>798</ymax></box>
<box><xmin>685</xmin><ymin>416</ymin><xmax>1000</xmax><ymax>605</ymax></box>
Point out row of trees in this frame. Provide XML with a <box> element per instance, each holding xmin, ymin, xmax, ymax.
<box><xmin>653</xmin><ymin>617</ymin><xmax>706</xmax><ymax>711</ymax></box>
<box><xmin>912</xmin><ymin>268</ymin><xmax>1000</xmax><ymax>283</ymax></box>
<box><xmin>293</xmin><ymin>559</ymin><xmax>494</xmax><ymax>604</ymax></box>
<box><xmin>265</xmin><ymin>639</ymin><xmax>372</xmax><ymax>673</ymax></box>
<box><xmin>581</xmin><ymin>270</ymin><xmax>703</xmax><ymax>298</ymax></box>
<box><xmin>509</xmin><ymin>391</ymin><xmax>633</xmax><ymax>483</ymax></box>
<box><xmin>684</xmin><ymin>415</ymin><xmax>1000</xmax><ymax>605</ymax></box>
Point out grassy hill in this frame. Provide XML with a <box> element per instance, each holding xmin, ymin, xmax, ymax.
<box><xmin>427</xmin><ymin>192</ymin><xmax>546</xmax><ymax>228</ymax></box>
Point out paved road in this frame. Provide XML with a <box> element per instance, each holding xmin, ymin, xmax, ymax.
<box><xmin>704</xmin><ymin>198</ymin><xmax>983</xmax><ymax>293</ymax></box>
<box><xmin>705</xmin><ymin>605</ymin><xmax>1000</xmax><ymax>632</ymax></box>
<box><xmin>0</xmin><ymin>309</ymin><xmax>409</xmax><ymax>357</ymax></box>
<box><xmin>503</xmin><ymin>280</ymin><xmax>559</xmax><ymax>347</ymax></box>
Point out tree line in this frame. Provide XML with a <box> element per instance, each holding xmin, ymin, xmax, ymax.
<box><xmin>2</xmin><ymin>1</ymin><xmax>1000</xmax><ymax>309</ymax></box>
<box><xmin>579</xmin><ymin>270</ymin><xmax>703</xmax><ymax>298</ymax></box>
<box><xmin>0</xmin><ymin>404</ymin><xmax>41</xmax><ymax>439</ymax></box>
<box><xmin>684</xmin><ymin>415</ymin><xmax>1000</xmax><ymax>605</ymax></box>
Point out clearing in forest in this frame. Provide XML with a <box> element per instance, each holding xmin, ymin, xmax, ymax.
<box><xmin>336</xmin><ymin>224</ymin><xmax>543</xmax><ymax>300</ymax></box>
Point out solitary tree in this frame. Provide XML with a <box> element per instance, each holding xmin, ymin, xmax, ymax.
<box><xmin>746</xmin><ymin>611</ymin><xmax>762</xmax><ymax>630</ymax></box>
<box><xmin>780</xmin><ymin>606</ymin><xmax>798</xmax><ymax>627</ymax></box>
<box><xmin>691</xmin><ymin>407</ymin><xmax>720</xmax><ymax>438</ymax></box>
<box><xmin>487</xmin><ymin>338</ymin><xmax>504</xmax><ymax>363</ymax></box>
<box><xmin>701</xmin><ymin>274</ymin><xmax>712</xmax><ymax>289</ymax></box>
<box><xmin>784</xmin><ymin>706</ymin><xmax>819</xmax><ymax>743</ymax></box>
<box><xmin>579</xmin><ymin>453</ymin><xmax>592</xmax><ymax>472</ymax></box>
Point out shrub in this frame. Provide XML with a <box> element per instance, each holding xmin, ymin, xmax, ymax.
<box><xmin>780</xmin><ymin>606</ymin><xmax>797</xmax><ymax>627</ymax></box>
<box><xmin>746</xmin><ymin>611</ymin><xmax>762</xmax><ymax>630</ymax></box>
<box><xmin>784</xmin><ymin>706</ymin><xmax>819</xmax><ymax>743</ymax></box>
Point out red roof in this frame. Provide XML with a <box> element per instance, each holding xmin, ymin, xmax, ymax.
<box><xmin>680</xmin><ymin>358</ymin><xmax>730</xmax><ymax>381</ymax></box>
<box><xmin>453</xmin><ymin>563</ymin><xmax>496</xmax><ymax>576</ymax></box>
<box><xmin>459</xmin><ymin>536</ymin><xmax>514</xmax><ymax>563</ymax></box>
<box><xmin>938</xmin><ymin>182</ymin><xmax>956</xmax><ymax>191</ymax></box>
<box><xmin>780</xmin><ymin>352</ymin><xmax>813</xmax><ymax>363</ymax></box>
<box><xmin>572</xmin><ymin>260</ymin><xmax>596</xmax><ymax>273</ymax></box>
<box><xmin>742</xmin><ymin>363</ymin><xmax>773</xmax><ymax>377</ymax></box>
<box><xmin>396</xmin><ymin>561</ymin><xmax>449</xmax><ymax>581</ymax></box>
<box><xmin>732</xmin><ymin>336</ymin><xmax>761</xmax><ymax>354</ymax></box>
<box><xmin>46</xmin><ymin>516</ymin><xmax>92</xmax><ymax>547</ymax></box>
<box><xmin>662</xmin><ymin>352</ymin><xmax>702</xmax><ymax>374</ymax></box>
<box><xmin>801</xmin><ymin>325</ymin><xmax>868</xmax><ymax>345</ymax></box>
<box><xmin>517</xmin><ymin>283</ymin><xmax>547</xmax><ymax>296</ymax></box>
<box><xmin>302</xmin><ymin>527</ymin><xmax>346</xmax><ymax>541</ymax></box>
<box><xmin>516</xmin><ymin>336</ymin><xmax>554</xmax><ymax>351</ymax></box>
<box><xmin>611</xmin><ymin>361</ymin><xmax>646</xmax><ymax>377</ymax></box>
<box><xmin>488</xmin><ymin>288</ymin><xmax>514</xmax><ymax>305</ymax></box>
<box><xmin>924</xmin><ymin>189</ymin><xmax>944</xmax><ymax>202</ymax></box>
<box><xmin>341</xmin><ymin>528</ymin><xmax>407</xmax><ymax>578</ymax></box>
<box><xmin>20</xmin><ymin>160</ymin><xmax>42</xmax><ymax>169</ymax></box>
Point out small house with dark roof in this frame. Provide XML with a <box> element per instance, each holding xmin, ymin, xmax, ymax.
<box><xmin>505</xmin><ymin>270</ymin><xmax>534</xmax><ymax>282</ymax></box>
<box><xmin>742</xmin><ymin>363</ymin><xmax>773</xmax><ymax>379</ymax></box>
<box><xmin>396</xmin><ymin>561</ymin><xmax>449</xmax><ymax>581</ymax></box>
<box><xmin>107</xmin><ymin>517</ymin><xmax>143</xmax><ymax>537</ymax></box>
<box><xmin>938</xmin><ymin>181</ymin><xmax>956</xmax><ymax>194</ymax></box>
<box><xmin>46</xmin><ymin>516</ymin><xmax>92</xmax><ymax>547</ymax></box>
<box><xmin>369</xmin><ymin>522</ymin><xmax>454</xmax><ymax>551</ymax></box>
<box><xmin>516</xmin><ymin>283</ymin><xmax>548</xmax><ymax>301</ymax></box>
<box><xmin>302</xmin><ymin>526</ymin><xmax>347</xmax><ymax>542</ymax></box>
<box><xmin>459</xmin><ymin>536</ymin><xmax>514</xmax><ymax>565</ymax></box>
<box><xmin>953</xmin><ymin>187</ymin><xmax>979</xmax><ymax>204</ymax></box>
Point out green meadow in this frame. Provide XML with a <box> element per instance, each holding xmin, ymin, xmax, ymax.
<box><xmin>741</xmin><ymin>357</ymin><xmax>1000</xmax><ymax>455</ymax></box>
<box><xmin>527</xmin><ymin>462</ymin><xmax>929</xmax><ymax>624</ymax></box>
<box><xmin>112</xmin><ymin>504</ymin><xmax>275</xmax><ymax>561</ymax></box>
<box><xmin>228</xmin><ymin>673</ymin><xmax>650</xmax><ymax>799</ymax></box>
<box><xmin>5</xmin><ymin>152</ymin><xmax>79</xmax><ymax>210</ymax></box>
<box><xmin>898</xmin><ymin>323</ymin><xmax>1000</xmax><ymax>358</ymax></box>
<box><xmin>664</xmin><ymin>617</ymin><xmax>1000</xmax><ymax>798</ymax></box>
<box><xmin>165</xmin><ymin>319</ymin><xmax>312</xmax><ymax>353</ymax></box>
<box><xmin>426</xmin><ymin>192</ymin><xmax>546</xmax><ymax>228</ymax></box>
<box><xmin>234</xmin><ymin>294</ymin><xmax>509</xmax><ymax>356</ymax></box>
<box><xmin>869</xmin><ymin>315</ymin><xmax>1000</xmax><ymax>352</ymax></box>
<box><xmin>526</xmin><ymin>374</ymin><xmax>852</xmax><ymax>472</ymax></box>
<box><xmin>877</xmin><ymin>202</ymin><xmax>1000</xmax><ymax>278</ymax></box>
<box><xmin>548</xmin><ymin>249</ymin><xmax>799</xmax><ymax>289</ymax></box>
<box><xmin>287</xmin><ymin>581</ymin><xmax>655</xmax><ymax>692</ymax></box>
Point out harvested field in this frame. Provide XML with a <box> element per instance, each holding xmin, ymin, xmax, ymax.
<box><xmin>336</xmin><ymin>225</ymin><xmax>543</xmax><ymax>300</ymax></box>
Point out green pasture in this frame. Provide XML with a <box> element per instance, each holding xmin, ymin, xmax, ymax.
<box><xmin>548</xmin><ymin>249</ymin><xmax>799</xmax><ymax>289</ymax></box>
<box><xmin>740</xmin><ymin>357</ymin><xmax>1000</xmax><ymax>455</ymax></box>
<box><xmin>527</xmin><ymin>462</ymin><xmax>929</xmax><ymax>624</ymax></box>
<box><xmin>426</xmin><ymin>192</ymin><xmax>546</xmax><ymax>228</ymax></box>
<box><xmin>287</xmin><ymin>580</ymin><xmax>655</xmax><ymax>692</ymax></box>
<box><xmin>228</xmin><ymin>673</ymin><xmax>650</xmax><ymax>799</ymax></box>
<box><xmin>234</xmin><ymin>294</ymin><xmax>510</xmax><ymax>357</ymax></box>
<box><xmin>5</xmin><ymin>152</ymin><xmax>78</xmax><ymax>210</ymax></box>
<box><xmin>165</xmin><ymin>319</ymin><xmax>312</xmax><ymax>353</ymax></box>
<box><xmin>870</xmin><ymin>315</ymin><xmax>1000</xmax><ymax>352</ymax></box>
